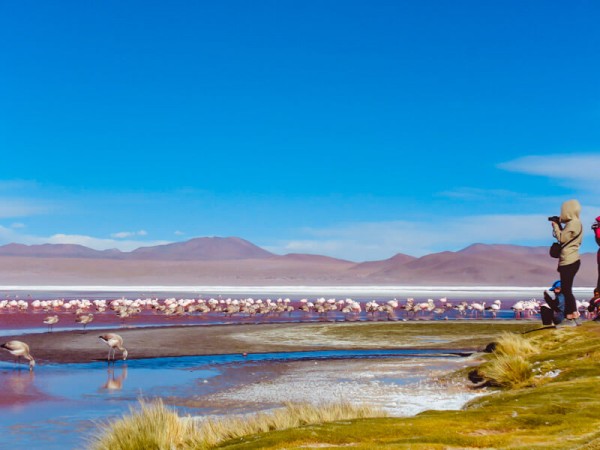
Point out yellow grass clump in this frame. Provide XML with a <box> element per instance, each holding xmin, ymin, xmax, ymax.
<box><xmin>90</xmin><ymin>399</ymin><xmax>201</xmax><ymax>450</ymax></box>
<box><xmin>479</xmin><ymin>353</ymin><xmax>534</xmax><ymax>388</ymax></box>
<box><xmin>90</xmin><ymin>399</ymin><xmax>385</xmax><ymax>450</ymax></box>
<box><xmin>494</xmin><ymin>331</ymin><xmax>539</xmax><ymax>357</ymax></box>
<box><xmin>478</xmin><ymin>332</ymin><xmax>538</xmax><ymax>389</ymax></box>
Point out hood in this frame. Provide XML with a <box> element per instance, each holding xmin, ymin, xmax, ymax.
<box><xmin>560</xmin><ymin>199</ymin><xmax>581</xmax><ymax>222</ymax></box>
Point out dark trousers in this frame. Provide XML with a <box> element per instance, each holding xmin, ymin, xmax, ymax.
<box><xmin>558</xmin><ymin>259</ymin><xmax>580</xmax><ymax>315</ymax></box>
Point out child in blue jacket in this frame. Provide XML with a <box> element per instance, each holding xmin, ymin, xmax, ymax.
<box><xmin>542</xmin><ymin>280</ymin><xmax>565</xmax><ymax>326</ymax></box>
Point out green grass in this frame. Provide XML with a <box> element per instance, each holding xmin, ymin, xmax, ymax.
<box><xmin>300</xmin><ymin>321</ymin><xmax>540</xmax><ymax>349</ymax></box>
<box><xmin>214</xmin><ymin>323</ymin><xmax>600</xmax><ymax>449</ymax></box>
<box><xmin>91</xmin><ymin>322</ymin><xmax>600</xmax><ymax>450</ymax></box>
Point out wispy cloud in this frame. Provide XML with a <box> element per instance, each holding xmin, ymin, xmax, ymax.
<box><xmin>437</xmin><ymin>188</ymin><xmax>523</xmax><ymax>201</ymax></box>
<box><xmin>174</xmin><ymin>230</ymin><xmax>185</xmax><ymax>236</ymax></box>
<box><xmin>267</xmin><ymin>214</ymin><xmax>553</xmax><ymax>260</ymax></box>
<box><xmin>499</xmin><ymin>153</ymin><xmax>600</xmax><ymax>193</ymax></box>
<box><xmin>0</xmin><ymin>199</ymin><xmax>49</xmax><ymax>218</ymax></box>
<box><xmin>0</xmin><ymin>226</ymin><xmax>170</xmax><ymax>252</ymax></box>
<box><xmin>45</xmin><ymin>233</ymin><xmax>168</xmax><ymax>251</ymax></box>
<box><xmin>110</xmin><ymin>230</ymin><xmax>148</xmax><ymax>239</ymax></box>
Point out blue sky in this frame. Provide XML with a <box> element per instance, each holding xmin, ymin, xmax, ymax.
<box><xmin>1</xmin><ymin>1</ymin><xmax>599</xmax><ymax>261</ymax></box>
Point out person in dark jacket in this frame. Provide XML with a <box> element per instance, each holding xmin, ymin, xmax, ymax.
<box><xmin>587</xmin><ymin>289</ymin><xmax>600</xmax><ymax>321</ymax></box>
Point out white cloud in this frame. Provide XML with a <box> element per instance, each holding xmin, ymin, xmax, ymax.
<box><xmin>0</xmin><ymin>200</ymin><xmax>48</xmax><ymax>218</ymax></box>
<box><xmin>110</xmin><ymin>230</ymin><xmax>148</xmax><ymax>239</ymax></box>
<box><xmin>499</xmin><ymin>153</ymin><xmax>600</xmax><ymax>193</ymax></box>
<box><xmin>45</xmin><ymin>234</ymin><xmax>169</xmax><ymax>251</ymax></box>
<box><xmin>437</xmin><ymin>187</ymin><xmax>523</xmax><ymax>201</ymax></box>
<box><xmin>268</xmin><ymin>214</ymin><xmax>557</xmax><ymax>261</ymax></box>
<box><xmin>10</xmin><ymin>222</ymin><xmax>26</xmax><ymax>229</ymax></box>
<box><xmin>0</xmin><ymin>226</ymin><xmax>170</xmax><ymax>252</ymax></box>
<box><xmin>174</xmin><ymin>230</ymin><xmax>185</xmax><ymax>236</ymax></box>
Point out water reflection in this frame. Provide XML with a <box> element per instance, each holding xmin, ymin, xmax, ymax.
<box><xmin>101</xmin><ymin>365</ymin><xmax>127</xmax><ymax>390</ymax></box>
<box><xmin>0</xmin><ymin>369</ymin><xmax>50</xmax><ymax>407</ymax></box>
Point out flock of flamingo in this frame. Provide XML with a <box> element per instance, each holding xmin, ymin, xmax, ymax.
<box><xmin>0</xmin><ymin>294</ymin><xmax>595</xmax><ymax>329</ymax></box>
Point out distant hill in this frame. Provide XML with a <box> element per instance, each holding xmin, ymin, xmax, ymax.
<box><xmin>458</xmin><ymin>243</ymin><xmax>549</xmax><ymax>257</ymax></box>
<box><xmin>128</xmin><ymin>237</ymin><xmax>274</xmax><ymax>260</ymax></box>
<box><xmin>278</xmin><ymin>253</ymin><xmax>354</xmax><ymax>264</ymax></box>
<box><xmin>348</xmin><ymin>253</ymin><xmax>417</xmax><ymax>278</ymax></box>
<box><xmin>0</xmin><ymin>243</ymin><xmax>123</xmax><ymax>259</ymax></box>
<box><xmin>0</xmin><ymin>239</ymin><xmax>597</xmax><ymax>286</ymax></box>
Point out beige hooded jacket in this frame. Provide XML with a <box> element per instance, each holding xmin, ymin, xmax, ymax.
<box><xmin>551</xmin><ymin>199</ymin><xmax>583</xmax><ymax>266</ymax></box>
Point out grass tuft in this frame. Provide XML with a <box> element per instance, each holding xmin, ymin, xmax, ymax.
<box><xmin>494</xmin><ymin>331</ymin><xmax>539</xmax><ymax>358</ymax></box>
<box><xmin>90</xmin><ymin>399</ymin><xmax>201</xmax><ymax>450</ymax></box>
<box><xmin>90</xmin><ymin>400</ymin><xmax>384</xmax><ymax>449</ymax></box>
<box><xmin>480</xmin><ymin>353</ymin><xmax>534</xmax><ymax>388</ymax></box>
<box><xmin>475</xmin><ymin>331</ymin><xmax>539</xmax><ymax>389</ymax></box>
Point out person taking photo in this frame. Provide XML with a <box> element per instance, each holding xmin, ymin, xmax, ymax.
<box><xmin>549</xmin><ymin>199</ymin><xmax>583</xmax><ymax>324</ymax></box>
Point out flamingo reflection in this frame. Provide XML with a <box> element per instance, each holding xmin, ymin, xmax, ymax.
<box><xmin>101</xmin><ymin>366</ymin><xmax>128</xmax><ymax>390</ymax></box>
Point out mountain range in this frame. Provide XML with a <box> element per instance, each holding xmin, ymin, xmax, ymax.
<box><xmin>0</xmin><ymin>237</ymin><xmax>596</xmax><ymax>287</ymax></box>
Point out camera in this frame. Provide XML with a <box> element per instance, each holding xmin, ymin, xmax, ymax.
<box><xmin>548</xmin><ymin>216</ymin><xmax>561</xmax><ymax>224</ymax></box>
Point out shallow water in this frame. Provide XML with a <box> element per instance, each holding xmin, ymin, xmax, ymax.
<box><xmin>0</xmin><ymin>349</ymin><xmax>479</xmax><ymax>450</ymax></box>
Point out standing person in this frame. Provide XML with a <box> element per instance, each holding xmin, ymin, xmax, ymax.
<box><xmin>549</xmin><ymin>199</ymin><xmax>583</xmax><ymax>323</ymax></box>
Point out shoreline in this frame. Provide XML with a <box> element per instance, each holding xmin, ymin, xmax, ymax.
<box><xmin>0</xmin><ymin>320</ymin><xmax>533</xmax><ymax>364</ymax></box>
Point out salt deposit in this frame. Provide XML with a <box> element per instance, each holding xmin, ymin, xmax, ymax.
<box><xmin>204</xmin><ymin>358</ymin><xmax>483</xmax><ymax>416</ymax></box>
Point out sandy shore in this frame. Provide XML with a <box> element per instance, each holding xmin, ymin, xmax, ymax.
<box><xmin>0</xmin><ymin>323</ymin><xmax>314</xmax><ymax>364</ymax></box>
<box><xmin>0</xmin><ymin>321</ymin><xmax>504</xmax><ymax>364</ymax></box>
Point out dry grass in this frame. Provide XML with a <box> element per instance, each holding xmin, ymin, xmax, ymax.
<box><xmin>478</xmin><ymin>332</ymin><xmax>538</xmax><ymax>389</ymax></box>
<box><xmin>479</xmin><ymin>353</ymin><xmax>534</xmax><ymax>388</ymax></box>
<box><xmin>494</xmin><ymin>331</ymin><xmax>539</xmax><ymax>357</ymax></box>
<box><xmin>90</xmin><ymin>400</ymin><xmax>385</xmax><ymax>450</ymax></box>
<box><xmin>90</xmin><ymin>399</ymin><xmax>202</xmax><ymax>450</ymax></box>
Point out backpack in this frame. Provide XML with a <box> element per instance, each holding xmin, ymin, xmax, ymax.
<box><xmin>593</xmin><ymin>216</ymin><xmax>600</xmax><ymax>245</ymax></box>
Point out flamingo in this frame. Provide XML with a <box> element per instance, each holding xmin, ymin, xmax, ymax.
<box><xmin>485</xmin><ymin>300</ymin><xmax>502</xmax><ymax>318</ymax></box>
<box><xmin>99</xmin><ymin>333</ymin><xmax>128</xmax><ymax>361</ymax></box>
<box><xmin>470</xmin><ymin>302</ymin><xmax>486</xmax><ymax>318</ymax></box>
<box><xmin>76</xmin><ymin>313</ymin><xmax>94</xmax><ymax>331</ymax></box>
<box><xmin>511</xmin><ymin>300</ymin><xmax>525</xmax><ymax>319</ymax></box>
<box><xmin>43</xmin><ymin>315</ymin><xmax>59</xmax><ymax>332</ymax></box>
<box><xmin>1</xmin><ymin>340</ymin><xmax>36</xmax><ymax>371</ymax></box>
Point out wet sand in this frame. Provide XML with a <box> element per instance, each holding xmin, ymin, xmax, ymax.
<box><xmin>0</xmin><ymin>321</ymin><xmax>497</xmax><ymax>364</ymax></box>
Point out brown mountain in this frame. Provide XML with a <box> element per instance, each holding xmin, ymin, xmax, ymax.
<box><xmin>128</xmin><ymin>237</ymin><xmax>275</xmax><ymax>260</ymax></box>
<box><xmin>0</xmin><ymin>237</ymin><xmax>274</xmax><ymax>261</ymax></box>
<box><xmin>278</xmin><ymin>253</ymin><xmax>354</xmax><ymax>264</ymax></box>
<box><xmin>0</xmin><ymin>239</ymin><xmax>597</xmax><ymax>286</ymax></box>
<box><xmin>357</xmin><ymin>244</ymin><xmax>597</xmax><ymax>286</ymax></box>
<box><xmin>348</xmin><ymin>253</ymin><xmax>417</xmax><ymax>278</ymax></box>
<box><xmin>458</xmin><ymin>243</ymin><xmax>549</xmax><ymax>257</ymax></box>
<box><xmin>0</xmin><ymin>243</ymin><xmax>123</xmax><ymax>259</ymax></box>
